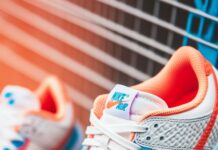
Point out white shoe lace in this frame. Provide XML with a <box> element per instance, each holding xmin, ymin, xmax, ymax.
<box><xmin>0</xmin><ymin>105</ymin><xmax>24</xmax><ymax>150</ymax></box>
<box><xmin>83</xmin><ymin>110</ymin><xmax>146</xmax><ymax>150</ymax></box>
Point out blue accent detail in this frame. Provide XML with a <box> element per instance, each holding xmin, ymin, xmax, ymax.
<box><xmin>11</xmin><ymin>140</ymin><xmax>25</xmax><ymax>148</ymax></box>
<box><xmin>63</xmin><ymin>123</ymin><xmax>83</xmax><ymax>150</ymax></box>
<box><xmin>141</xmin><ymin>147</ymin><xmax>152</xmax><ymax>150</ymax></box>
<box><xmin>183</xmin><ymin>0</ymin><xmax>218</xmax><ymax>67</ymax></box>
<box><xmin>4</xmin><ymin>92</ymin><xmax>13</xmax><ymax>98</ymax></box>
<box><xmin>112</xmin><ymin>92</ymin><xmax>129</xmax><ymax>101</ymax></box>
<box><xmin>8</xmin><ymin>99</ymin><xmax>15</xmax><ymax>105</ymax></box>
<box><xmin>3</xmin><ymin>139</ymin><xmax>25</xmax><ymax>150</ymax></box>
<box><xmin>132</xmin><ymin>141</ymin><xmax>151</xmax><ymax>150</ymax></box>
<box><xmin>116</xmin><ymin>103</ymin><xmax>128</xmax><ymax>111</ymax></box>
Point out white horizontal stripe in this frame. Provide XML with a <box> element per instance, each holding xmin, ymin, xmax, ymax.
<box><xmin>0</xmin><ymin>0</ymin><xmax>150</xmax><ymax>81</ymax></box>
<box><xmin>160</xmin><ymin>0</ymin><xmax>218</xmax><ymax>22</ymax></box>
<box><xmin>98</xmin><ymin>0</ymin><xmax>218</xmax><ymax>50</ymax></box>
<box><xmin>0</xmin><ymin>45</ymin><xmax>93</xmax><ymax>110</ymax></box>
<box><xmin>0</xmin><ymin>18</ymin><xmax>114</xmax><ymax>90</ymax></box>
<box><xmin>27</xmin><ymin>0</ymin><xmax>174</xmax><ymax>55</ymax></box>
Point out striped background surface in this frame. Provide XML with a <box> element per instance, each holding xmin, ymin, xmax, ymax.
<box><xmin>0</xmin><ymin>0</ymin><xmax>217</xmax><ymax>129</ymax></box>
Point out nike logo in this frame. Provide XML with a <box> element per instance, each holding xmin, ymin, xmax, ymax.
<box><xmin>107</xmin><ymin>100</ymin><xmax>128</xmax><ymax>109</ymax></box>
<box><xmin>106</xmin><ymin>91</ymin><xmax>129</xmax><ymax>111</ymax></box>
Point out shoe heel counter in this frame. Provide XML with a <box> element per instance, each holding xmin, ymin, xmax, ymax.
<box><xmin>208</xmin><ymin>64</ymin><xmax>218</xmax><ymax>149</ymax></box>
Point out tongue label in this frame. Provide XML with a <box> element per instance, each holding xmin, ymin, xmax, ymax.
<box><xmin>105</xmin><ymin>84</ymin><xmax>138</xmax><ymax>119</ymax></box>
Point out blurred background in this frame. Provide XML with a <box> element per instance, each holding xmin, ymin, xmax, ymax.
<box><xmin>0</xmin><ymin>0</ymin><xmax>217</xmax><ymax>130</ymax></box>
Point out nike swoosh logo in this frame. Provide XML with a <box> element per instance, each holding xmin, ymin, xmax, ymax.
<box><xmin>106</xmin><ymin>100</ymin><xmax>128</xmax><ymax>109</ymax></box>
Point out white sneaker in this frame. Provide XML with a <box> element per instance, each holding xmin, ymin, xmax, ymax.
<box><xmin>0</xmin><ymin>76</ymin><xmax>82</xmax><ymax>150</ymax></box>
<box><xmin>83</xmin><ymin>46</ymin><xmax>218</xmax><ymax>150</ymax></box>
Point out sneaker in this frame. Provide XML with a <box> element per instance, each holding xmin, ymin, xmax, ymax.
<box><xmin>82</xmin><ymin>46</ymin><xmax>218</xmax><ymax>150</ymax></box>
<box><xmin>0</xmin><ymin>76</ymin><xmax>82</xmax><ymax>150</ymax></box>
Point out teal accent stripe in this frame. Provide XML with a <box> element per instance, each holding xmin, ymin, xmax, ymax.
<box><xmin>63</xmin><ymin>123</ymin><xmax>83</xmax><ymax>150</ymax></box>
<box><xmin>141</xmin><ymin>147</ymin><xmax>152</xmax><ymax>150</ymax></box>
<box><xmin>133</xmin><ymin>141</ymin><xmax>151</xmax><ymax>150</ymax></box>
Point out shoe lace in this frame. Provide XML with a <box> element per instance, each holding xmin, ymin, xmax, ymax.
<box><xmin>0</xmin><ymin>105</ymin><xmax>24</xmax><ymax>149</ymax></box>
<box><xmin>83</xmin><ymin>110</ymin><xmax>146</xmax><ymax>150</ymax></box>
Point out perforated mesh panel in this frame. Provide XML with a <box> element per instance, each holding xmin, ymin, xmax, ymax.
<box><xmin>135</xmin><ymin>115</ymin><xmax>218</xmax><ymax>150</ymax></box>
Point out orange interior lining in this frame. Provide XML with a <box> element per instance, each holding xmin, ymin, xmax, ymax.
<box><xmin>31</xmin><ymin>76</ymin><xmax>68</xmax><ymax>120</ymax></box>
<box><xmin>39</xmin><ymin>87</ymin><xmax>57</xmax><ymax>113</ymax></box>
<box><xmin>133</xmin><ymin>50</ymin><xmax>199</xmax><ymax>108</ymax></box>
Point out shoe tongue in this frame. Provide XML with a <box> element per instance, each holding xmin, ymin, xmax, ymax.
<box><xmin>0</xmin><ymin>86</ymin><xmax>40</xmax><ymax>112</ymax></box>
<box><xmin>104</xmin><ymin>84</ymin><xmax>168</xmax><ymax>121</ymax></box>
<box><xmin>96</xmin><ymin>84</ymin><xmax>168</xmax><ymax>144</ymax></box>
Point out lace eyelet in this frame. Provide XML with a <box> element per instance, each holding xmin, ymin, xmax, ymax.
<box><xmin>154</xmin><ymin>124</ymin><xmax>158</xmax><ymax>128</ymax></box>
<box><xmin>146</xmin><ymin>136</ymin><xmax>151</xmax><ymax>140</ymax></box>
<box><xmin>160</xmin><ymin>136</ymin><xmax>164</xmax><ymax>140</ymax></box>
